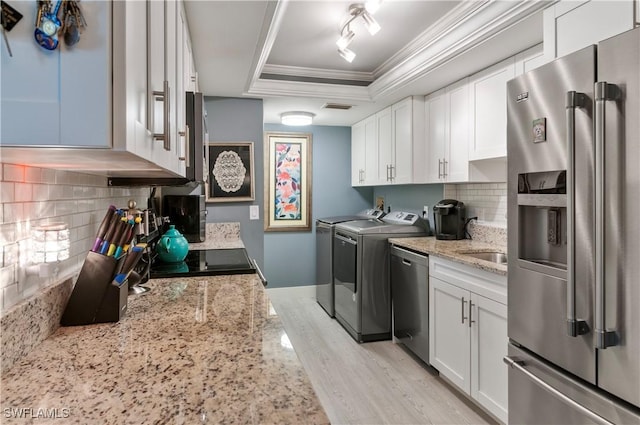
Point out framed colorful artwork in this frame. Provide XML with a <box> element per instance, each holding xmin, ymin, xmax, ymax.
<box><xmin>205</xmin><ymin>142</ymin><xmax>255</xmax><ymax>203</ymax></box>
<box><xmin>263</xmin><ymin>132</ymin><xmax>313</xmax><ymax>232</ymax></box>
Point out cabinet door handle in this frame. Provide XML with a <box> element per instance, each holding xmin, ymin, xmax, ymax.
<box><xmin>390</xmin><ymin>165</ymin><xmax>395</xmax><ymax>182</ymax></box>
<box><xmin>469</xmin><ymin>301</ymin><xmax>475</xmax><ymax>328</ymax></box>
<box><xmin>438</xmin><ymin>159</ymin><xmax>442</xmax><ymax>179</ymax></box>
<box><xmin>178</xmin><ymin>124</ymin><xmax>190</xmax><ymax>166</ymax></box>
<box><xmin>153</xmin><ymin>80</ymin><xmax>171</xmax><ymax>151</ymax></box>
<box><xmin>443</xmin><ymin>159</ymin><xmax>448</xmax><ymax>178</ymax></box>
<box><xmin>461</xmin><ymin>297</ymin><xmax>467</xmax><ymax>324</ymax></box>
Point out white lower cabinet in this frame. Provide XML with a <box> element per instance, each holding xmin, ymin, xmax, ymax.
<box><xmin>429</xmin><ymin>256</ymin><xmax>508</xmax><ymax>423</ymax></box>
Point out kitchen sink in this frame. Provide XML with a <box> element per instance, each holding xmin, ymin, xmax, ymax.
<box><xmin>459</xmin><ymin>251</ymin><xmax>507</xmax><ymax>264</ymax></box>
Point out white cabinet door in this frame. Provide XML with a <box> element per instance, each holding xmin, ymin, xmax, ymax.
<box><xmin>113</xmin><ymin>0</ymin><xmax>152</xmax><ymax>158</ymax></box>
<box><xmin>376</xmin><ymin>107</ymin><xmax>393</xmax><ymax>185</ymax></box>
<box><xmin>468</xmin><ymin>57</ymin><xmax>515</xmax><ymax>161</ymax></box>
<box><xmin>515</xmin><ymin>43</ymin><xmax>547</xmax><ymax>75</ymax></box>
<box><xmin>363</xmin><ymin>115</ymin><xmax>378</xmax><ymax>185</ymax></box>
<box><xmin>1</xmin><ymin>1</ymin><xmax>110</xmax><ymax>147</ymax></box>
<box><xmin>424</xmin><ymin>89</ymin><xmax>447</xmax><ymax>183</ymax></box>
<box><xmin>543</xmin><ymin>0</ymin><xmax>635</xmax><ymax>60</ymax></box>
<box><xmin>446</xmin><ymin>79</ymin><xmax>470</xmax><ymax>182</ymax></box>
<box><xmin>471</xmin><ymin>293</ymin><xmax>508</xmax><ymax>424</ymax></box>
<box><xmin>429</xmin><ymin>277</ymin><xmax>471</xmax><ymax>394</ymax></box>
<box><xmin>351</xmin><ymin>120</ymin><xmax>366</xmax><ymax>186</ymax></box>
<box><xmin>392</xmin><ymin>98</ymin><xmax>413</xmax><ymax>184</ymax></box>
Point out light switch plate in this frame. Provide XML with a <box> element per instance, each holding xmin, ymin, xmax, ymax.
<box><xmin>249</xmin><ymin>205</ymin><xmax>259</xmax><ymax>220</ymax></box>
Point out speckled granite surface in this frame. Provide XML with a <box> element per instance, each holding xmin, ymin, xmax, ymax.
<box><xmin>0</xmin><ymin>278</ymin><xmax>74</xmax><ymax>375</ymax></box>
<box><xmin>189</xmin><ymin>222</ymin><xmax>244</xmax><ymax>250</ymax></box>
<box><xmin>467</xmin><ymin>221</ymin><xmax>507</xmax><ymax>247</ymax></box>
<box><xmin>389</xmin><ymin>236</ymin><xmax>507</xmax><ymax>275</ymax></box>
<box><xmin>0</xmin><ymin>274</ymin><xmax>329</xmax><ymax>424</ymax></box>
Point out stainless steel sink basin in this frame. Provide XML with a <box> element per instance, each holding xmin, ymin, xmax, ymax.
<box><xmin>459</xmin><ymin>251</ymin><xmax>507</xmax><ymax>264</ymax></box>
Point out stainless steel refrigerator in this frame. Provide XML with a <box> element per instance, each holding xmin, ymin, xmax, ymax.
<box><xmin>506</xmin><ymin>27</ymin><xmax>640</xmax><ymax>424</ymax></box>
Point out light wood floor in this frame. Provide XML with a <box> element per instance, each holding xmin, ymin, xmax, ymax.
<box><xmin>267</xmin><ymin>286</ymin><xmax>496</xmax><ymax>425</ymax></box>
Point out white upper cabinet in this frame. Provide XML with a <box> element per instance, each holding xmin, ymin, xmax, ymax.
<box><xmin>375</xmin><ymin>107</ymin><xmax>393</xmax><ymax>185</ymax></box>
<box><xmin>351</xmin><ymin>97</ymin><xmax>424</xmax><ymax>186</ymax></box>
<box><xmin>468</xmin><ymin>57</ymin><xmax>515</xmax><ymax>161</ymax></box>
<box><xmin>423</xmin><ymin>89</ymin><xmax>447</xmax><ymax>183</ymax></box>
<box><xmin>351</xmin><ymin>119</ymin><xmax>366</xmax><ymax>186</ymax></box>
<box><xmin>1</xmin><ymin>1</ymin><xmax>193</xmax><ymax>177</ymax></box>
<box><xmin>393</xmin><ymin>97</ymin><xmax>424</xmax><ymax>184</ymax></box>
<box><xmin>543</xmin><ymin>0</ymin><xmax>636</xmax><ymax>60</ymax></box>
<box><xmin>423</xmin><ymin>80</ymin><xmax>470</xmax><ymax>183</ymax></box>
<box><xmin>1</xmin><ymin>1</ymin><xmax>110</xmax><ymax>147</ymax></box>
<box><xmin>514</xmin><ymin>43</ymin><xmax>546</xmax><ymax>75</ymax></box>
<box><xmin>446</xmin><ymin>79</ymin><xmax>471</xmax><ymax>182</ymax></box>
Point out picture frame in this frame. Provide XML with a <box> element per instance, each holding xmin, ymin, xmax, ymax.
<box><xmin>264</xmin><ymin>132</ymin><xmax>313</xmax><ymax>232</ymax></box>
<box><xmin>205</xmin><ymin>142</ymin><xmax>255</xmax><ymax>203</ymax></box>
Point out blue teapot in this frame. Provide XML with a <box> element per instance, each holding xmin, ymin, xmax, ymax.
<box><xmin>156</xmin><ymin>225</ymin><xmax>189</xmax><ymax>263</ymax></box>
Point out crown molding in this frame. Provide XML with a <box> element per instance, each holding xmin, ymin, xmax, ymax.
<box><xmin>261</xmin><ymin>64</ymin><xmax>374</xmax><ymax>83</ymax></box>
<box><xmin>369</xmin><ymin>0</ymin><xmax>552</xmax><ymax>99</ymax></box>
<box><xmin>373</xmin><ymin>0</ymin><xmax>488</xmax><ymax>78</ymax></box>
<box><xmin>245</xmin><ymin>0</ymin><xmax>289</xmax><ymax>93</ymax></box>
<box><xmin>245</xmin><ymin>79</ymin><xmax>372</xmax><ymax>103</ymax></box>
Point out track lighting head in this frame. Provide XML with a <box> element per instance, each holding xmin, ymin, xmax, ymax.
<box><xmin>364</xmin><ymin>0</ymin><xmax>382</xmax><ymax>14</ymax></box>
<box><xmin>338</xmin><ymin>48</ymin><xmax>356</xmax><ymax>63</ymax></box>
<box><xmin>362</xmin><ymin>11</ymin><xmax>381</xmax><ymax>36</ymax></box>
<box><xmin>337</xmin><ymin>2</ymin><xmax>384</xmax><ymax>62</ymax></box>
<box><xmin>336</xmin><ymin>27</ymin><xmax>355</xmax><ymax>50</ymax></box>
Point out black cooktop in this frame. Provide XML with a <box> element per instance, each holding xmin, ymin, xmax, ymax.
<box><xmin>149</xmin><ymin>248</ymin><xmax>256</xmax><ymax>279</ymax></box>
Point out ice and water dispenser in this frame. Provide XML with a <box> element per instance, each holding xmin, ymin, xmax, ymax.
<box><xmin>516</xmin><ymin>170</ymin><xmax>567</xmax><ymax>271</ymax></box>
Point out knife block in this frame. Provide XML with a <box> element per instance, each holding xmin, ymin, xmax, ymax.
<box><xmin>61</xmin><ymin>251</ymin><xmax>128</xmax><ymax>326</ymax></box>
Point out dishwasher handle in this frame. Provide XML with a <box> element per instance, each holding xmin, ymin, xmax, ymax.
<box><xmin>390</xmin><ymin>246</ymin><xmax>428</xmax><ymax>266</ymax></box>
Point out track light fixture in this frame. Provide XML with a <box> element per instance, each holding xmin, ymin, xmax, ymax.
<box><xmin>336</xmin><ymin>1</ymin><xmax>383</xmax><ymax>62</ymax></box>
<box><xmin>338</xmin><ymin>47</ymin><xmax>356</xmax><ymax>63</ymax></box>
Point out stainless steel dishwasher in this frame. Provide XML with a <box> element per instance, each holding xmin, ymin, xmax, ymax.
<box><xmin>390</xmin><ymin>245</ymin><xmax>429</xmax><ymax>364</ymax></box>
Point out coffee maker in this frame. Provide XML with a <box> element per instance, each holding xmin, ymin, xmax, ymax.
<box><xmin>433</xmin><ymin>199</ymin><xmax>466</xmax><ymax>240</ymax></box>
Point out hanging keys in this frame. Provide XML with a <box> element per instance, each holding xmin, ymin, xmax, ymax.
<box><xmin>62</xmin><ymin>0</ymin><xmax>84</xmax><ymax>46</ymax></box>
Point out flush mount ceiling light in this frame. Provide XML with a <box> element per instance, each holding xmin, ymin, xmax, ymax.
<box><xmin>281</xmin><ymin>111</ymin><xmax>315</xmax><ymax>126</ymax></box>
<box><xmin>336</xmin><ymin>1</ymin><xmax>383</xmax><ymax>62</ymax></box>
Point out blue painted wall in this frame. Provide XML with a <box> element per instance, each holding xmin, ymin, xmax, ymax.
<box><xmin>264</xmin><ymin>124</ymin><xmax>373</xmax><ymax>287</ymax></box>
<box><xmin>373</xmin><ymin>184</ymin><xmax>444</xmax><ymax>233</ymax></box>
<box><xmin>205</xmin><ymin>97</ymin><xmax>265</xmax><ymax>269</ymax></box>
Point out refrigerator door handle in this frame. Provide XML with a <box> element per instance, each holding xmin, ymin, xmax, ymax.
<box><xmin>565</xmin><ymin>91</ymin><xmax>589</xmax><ymax>337</ymax></box>
<box><xmin>594</xmin><ymin>82</ymin><xmax>621</xmax><ymax>349</ymax></box>
<box><xmin>504</xmin><ymin>356</ymin><xmax>615</xmax><ymax>425</ymax></box>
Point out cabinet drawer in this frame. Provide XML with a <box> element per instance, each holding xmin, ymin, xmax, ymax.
<box><xmin>429</xmin><ymin>255</ymin><xmax>506</xmax><ymax>304</ymax></box>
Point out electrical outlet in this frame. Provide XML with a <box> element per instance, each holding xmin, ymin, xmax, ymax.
<box><xmin>249</xmin><ymin>205</ymin><xmax>259</xmax><ymax>220</ymax></box>
<box><xmin>423</xmin><ymin>205</ymin><xmax>429</xmax><ymax>217</ymax></box>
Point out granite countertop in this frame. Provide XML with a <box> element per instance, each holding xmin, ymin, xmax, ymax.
<box><xmin>388</xmin><ymin>236</ymin><xmax>507</xmax><ymax>275</ymax></box>
<box><xmin>0</xmin><ymin>274</ymin><xmax>329</xmax><ymax>424</ymax></box>
<box><xmin>189</xmin><ymin>223</ymin><xmax>245</xmax><ymax>250</ymax></box>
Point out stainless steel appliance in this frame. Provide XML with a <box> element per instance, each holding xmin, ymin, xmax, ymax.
<box><xmin>333</xmin><ymin>212</ymin><xmax>429</xmax><ymax>342</ymax></box>
<box><xmin>315</xmin><ymin>209</ymin><xmax>385</xmax><ymax>317</ymax></box>
<box><xmin>506</xmin><ymin>27</ymin><xmax>640</xmax><ymax>424</ymax></box>
<box><xmin>433</xmin><ymin>199</ymin><xmax>466</xmax><ymax>240</ymax></box>
<box><xmin>390</xmin><ymin>245</ymin><xmax>429</xmax><ymax>363</ymax></box>
<box><xmin>163</xmin><ymin>194</ymin><xmax>206</xmax><ymax>242</ymax></box>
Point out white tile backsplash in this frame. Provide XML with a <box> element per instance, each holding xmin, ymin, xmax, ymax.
<box><xmin>0</xmin><ymin>163</ymin><xmax>149</xmax><ymax>314</ymax></box>
<box><xmin>444</xmin><ymin>182</ymin><xmax>508</xmax><ymax>225</ymax></box>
